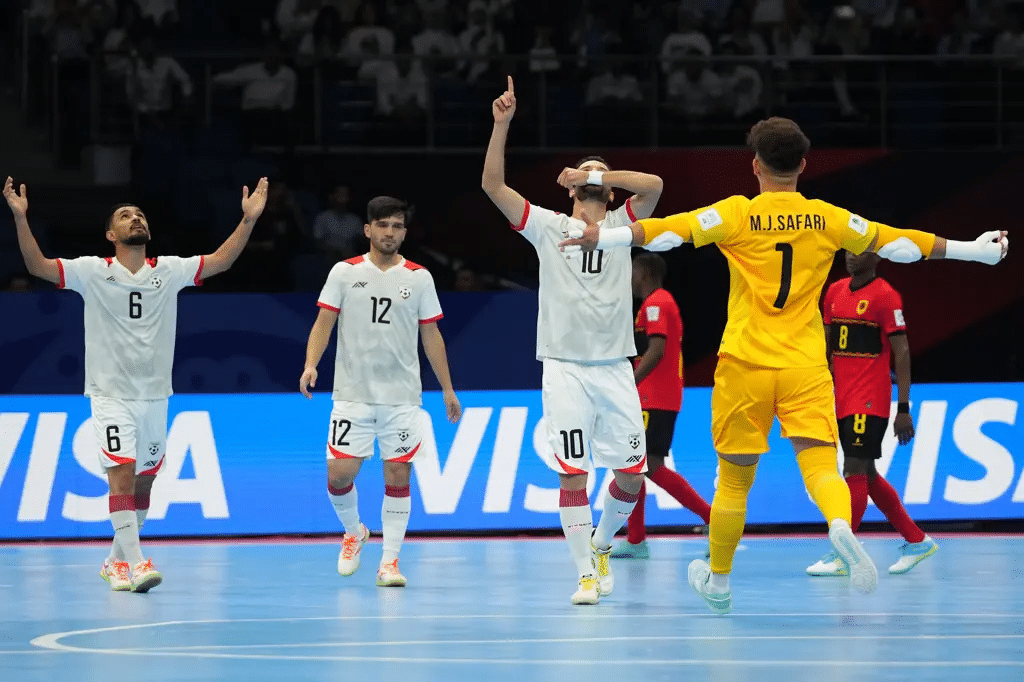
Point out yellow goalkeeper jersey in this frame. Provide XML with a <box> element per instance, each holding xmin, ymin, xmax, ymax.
<box><xmin>640</xmin><ymin>192</ymin><xmax>883</xmax><ymax>368</ymax></box>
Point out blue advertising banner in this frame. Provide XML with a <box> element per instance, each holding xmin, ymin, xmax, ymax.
<box><xmin>0</xmin><ymin>384</ymin><xmax>1020</xmax><ymax>539</ymax></box>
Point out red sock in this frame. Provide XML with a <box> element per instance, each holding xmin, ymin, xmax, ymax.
<box><xmin>650</xmin><ymin>466</ymin><xmax>711</xmax><ymax>525</ymax></box>
<box><xmin>846</xmin><ymin>474</ymin><xmax>868</xmax><ymax>532</ymax></box>
<box><xmin>868</xmin><ymin>474</ymin><xmax>925</xmax><ymax>543</ymax></box>
<box><xmin>626</xmin><ymin>481</ymin><xmax>646</xmax><ymax>544</ymax></box>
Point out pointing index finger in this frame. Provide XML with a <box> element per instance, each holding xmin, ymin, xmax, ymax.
<box><xmin>507</xmin><ymin>75</ymin><xmax>514</xmax><ymax>93</ymax></box>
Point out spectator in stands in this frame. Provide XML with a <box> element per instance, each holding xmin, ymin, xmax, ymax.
<box><xmin>101</xmin><ymin>0</ymin><xmax>141</xmax><ymax>80</ymax></box>
<box><xmin>44</xmin><ymin>0</ymin><xmax>93</xmax><ymax>59</ymax></box>
<box><xmin>716</xmin><ymin>42</ymin><xmax>765</xmax><ymax>121</ymax></box>
<box><xmin>297</xmin><ymin>5</ymin><xmax>345</xmax><ymax>65</ymax></box>
<box><xmin>459</xmin><ymin>0</ymin><xmax>505</xmax><ymax>83</ymax></box>
<box><xmin>992</xmin><ymin>4</ymin><xmax>1024</xmax><ymax>69</ymax></box>
<box><xmin>212</xmin><ymin>38</ymin><xmax>297</xmax><ymax>144</ymax></box>
<box><xmin>571</xmin><ymin>9</ymin><xmax>624</xmax><ymax>68</ymax></box>
<box><xmin>937</xmin><ymin>11</ymin><xmax>980</xmax><ymax>57</ymax></box>
<box><xmin>771</xmin><ymin>9</ymin><xmax>818</xmax><ymax>72</ymax></box>
<box><xmin>585</xmin><ymin>53</ymin><xmax>643</xmax><ymax>108</ymax></box>
<box><xmin>660</xmin><ymin>7</ymin><xmax>712</xmax><ymax>73</ymax></box>
<box><xmin>719</xmin><ymin>6</ymin><xmax>769</xmax><ymax>60</ymax></box>
<box><xmin>344</xmin><ymin>1</ymin><xmax>395</xmax><ymax>66</ymax></box>
<box><xmin>276</xmin><ymin>0</ymin><xmax>322</xmax><ymax>43</ymax></box>
<box><xmin>818</xmin><ymin>4</ymin><xmax>869</xmax><ymax>118</ymax></box>
<box><xmin>313</xmin><ymin>184</ymin><xmax>364</xmax><ymax>261</ymax></box>
<box><xmin>412</xmin><ymin>10</ymin><xmax>460</xmax><ymax>77</ymax></box>
<box><xmin>375</xmin><ymin>55</ymin><xmax>429</xmax><ymax>143</ymax></box>
<box><xmin>528</xmin><ymin>25</ymin><xmax>560</xmax><ymax>74</ymax></box>
<box><xmin>664</xmin><ymin>47</ymin><xmax>725</xmax><ymax>120</ymax></box>
<box><xmin>135</xmin><ymin>0</ymin><xmax>178</xmax><ymax>35</ymax></box>
<box><xmin>125</xmin><ymin>32</ymin><xmax>193</xmax><ymax>123</ymax></box>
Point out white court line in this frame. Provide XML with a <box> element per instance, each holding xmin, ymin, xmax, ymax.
<box><xmin>139</xmin><ymin>634</ymin><xmax>1024</xmax><ymax>651</ymax></box>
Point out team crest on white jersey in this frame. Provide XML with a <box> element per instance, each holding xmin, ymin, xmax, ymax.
<box><xmin>148</xmin><ymin>442</ymin><xmax>160</xmax><ymax>455</ymax></box>
<box><xmin>628</xmin><ymin>433</ymin><xmax>641</xmax><ymax>449</ymax></box>
<box><xmin>399</xmin><ymin>286</ymin><xmax>412</xmax><ymax>299</ymax></box>
<box><xmin>398</xmin><ymin>429</ymin><xmax>410</xmax><ymax>441</ymax></box>
<box><xmin>150</xmin><ymin>276</ymin><xmax>162</xmax><ymax>289</ymax></box>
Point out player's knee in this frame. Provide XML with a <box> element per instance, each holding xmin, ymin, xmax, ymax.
<box><xmin>558</xmin><ymin>472</ymin><xmax>588</xmax><ymax>491</ymax></box>
<box><xmin>613</xmin><ymin>470</ymin><xmax>645</xmax><ymax>494</ymax></box>
<box><xmin>383</xmin><ymin>460</ymin><xmax>412</xmax><ymax>487</ymax></box>
<box><xmin>105</xmin><ymin>462</ymin><xmax>136</xmax><ymax>495</ymax></box>
<box><xmin>842</xmin><ymin>457</ymin><xmax>870</xmax><ymax>477</ymax></box>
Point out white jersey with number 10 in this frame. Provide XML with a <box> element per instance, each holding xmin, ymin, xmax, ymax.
<box><xmin>317</xmin><ymin>255</ymin><xmax>443</xmax><ymax>406</ymax></box>
<box><xmin>513</xmin><ymin>199</ymin><xmax>638</xmax><ymax>363</ymax></box>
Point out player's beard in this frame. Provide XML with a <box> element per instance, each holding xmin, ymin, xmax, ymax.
<box><xmin>375</xmin><ymin>239</ymin><xmax>399</xmax><ymax>256</ymax></box>
<box><xmin>575</xmin><ymin>184</ymin><xmax>611</xmax><ymax>204</ymax></box>
<box><xmin>123</xmin><ymin>232</ymin><xmax>150</xmax><ymax>246</ymax></box>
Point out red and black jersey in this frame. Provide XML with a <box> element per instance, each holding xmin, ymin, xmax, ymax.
<box><xmin>823</xmin><ymin>276</ymin><xmax>906</xmax><ymax>419</ymax></box>
<box><xmin>634</xmin><ymin>288</ymin><xmax>683</xmax><ymax>412</ymax></box>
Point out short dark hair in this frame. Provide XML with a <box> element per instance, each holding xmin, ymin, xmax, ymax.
<box><xmin>574</xmin><ymin>155</ymin><xmax>611</xmax><ymax>170</ymax></box>
<box><xmin>366</xmin><ymin>196</ymin><xmax>411</xmax><ymax>224</ymax></box>
<box><xmin>633</xmin><ymin>252</ymin><xmax>666</xmax><ymax>284</ymax></box>
<box><xmin>746</xmin><ymin>117</ymin><xmax>810</xmax><ymax>174</ymax></box>
<box><xmin>106</xmin><ymin>203</ymin><xmax>138</xmax><ymax>231</ymax></box>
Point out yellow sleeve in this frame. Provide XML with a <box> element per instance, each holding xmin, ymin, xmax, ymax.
<box><xmin>829</xmin><ymin>205</ymin><xmax>880</xmax><ymax>255</ymax></box>
<box><xmin>639</xmin><ymin>196</ymin><xmax>748</xmax><ymax>251</ymax></box>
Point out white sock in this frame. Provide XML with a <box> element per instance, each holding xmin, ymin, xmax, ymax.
<box><xmin>109</xmin><ymin>496</ymin><xmax>148</xmax><ymax>564</ymax></box>
<box><xmin>137</xmin><ymin>508</ymin><xmax>148</xmax><ymax>529</ymax></box>
<box><xmin>381</xmin><ymin>485</ymin><xmax>411</xmax><ymax>564</ymax></box>
<box><xmin>110</xmin><ymin>500</ymin><xmax>144</xmax><ymax>566</ymax></box>
<box><xmin>328</xmin><ymin>483</ymin><xmax>362</xmax><ymax>537</ymax></box>
<box><xmin>592</xmin><ymin>481</ymin><xmax>639</xmax><ymax>550</ymax></box>
<box><xmin>559</xmin><ymin>488</ymin><xmax>595</xmax><ymax>578</ymax></box>
<box><xmin>709</xmin><ymin>572</ymin><xmax>730</xmax><ymax>593</ymax></box>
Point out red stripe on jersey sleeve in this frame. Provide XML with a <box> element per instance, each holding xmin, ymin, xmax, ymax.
<box><xmin>511</xmin><ymin>202</ymin><xmax>531</xmax><ymax>231</ymax></box>
<box><xmin>419</xmin><ymin>313</ymin><xmax>443</xmax><ymax>324</ymax></box>
<box><xmin>403</xmin><ymin>259</ymin><xmax>426</xmax><ymax>271</ymax></box>
<box><xmin>625</xmin><ymin>196</ymin><xmax>637</xmax><ymax>222</ymax></box>
<box><xmin>318</xmin><ymin>301</ymin><xmax>340</xmax><ymax>313</ymax></box>
<box><xmin>56</xmin><ymin>259</ymin><xmax>66</xmax><ymax>289</ymax></box>
<box><xmin>194</xmin><ymin>255</ymin><xmax>205</xmax><ymax>286</ymax></box>
<box><xmin>344</xmin><ymin>255</ymin><xmax>364</xmax><ymax>265</ymax></box>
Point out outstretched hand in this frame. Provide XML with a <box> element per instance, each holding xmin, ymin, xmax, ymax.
<box><xmin>558</xmin><ymin>210</ymin><xmax>601</xmax><ymax>254</ymax></box>
<box><xmin>3</xmin><ymin>177</ymin><xmax>27</xmax><ymax>216</ymax></box>
<box><xmin>241</xmin><ymin>177</ymin><xmax>269</xmax><ymax>221</ymax></box>
<box><xmin>492</xmin><ymin>75</ymin><xmax>516</xmax><ymax>123</ymax></box>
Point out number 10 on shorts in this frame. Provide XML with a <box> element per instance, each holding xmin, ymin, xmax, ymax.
<box><xmin>560</xmin><ymin>429</ymin><xmax>585</xmax><ymax>460</ymax></box>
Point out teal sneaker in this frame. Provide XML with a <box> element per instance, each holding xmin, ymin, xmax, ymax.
<box><xmin>687</xmin><ymin>559</ymin><xmax>732</xmax><ymax>615</ymax></box>
<box><xmin>609</xmin><ymin>539</ymin><xmax>650</xmax><ymax>559</ymax></box>
<box><xmin>829</xmin><ymin>519</ymin><xmax>877</xmax><ymax>594</ymax></box>
<box><xmin>806</xmin><ymin>550</ymin><xmax>848</xmax><ymax>576</ymax></box>
<box><xmin>888</xmin><ymin>536</ymin><xmax>938</xmax><ymax>574</ymax></box>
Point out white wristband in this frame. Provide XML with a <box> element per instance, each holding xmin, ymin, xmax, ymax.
<box><xmin>586</xmin><ymin>170</ymin><xmax>604</xmax><ymax>186</ymax></box>
<box><xmin>597</xmin><ymin>225</ymin><xmax>634</xmax><ymax>249</ymax></box>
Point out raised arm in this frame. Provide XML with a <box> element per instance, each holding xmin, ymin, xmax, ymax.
<box><xmin>202</xmin><ymin>177</ymin><xmax>269</xmax><ymax>278</ymax></box>
<box><xmin>864</xmin><ymin>224</ymin><xmax>1008</xmax><ymax>265</ymax></box>
<box><xmin>3</xmin><ymin>177</ymin><xmax>60</xmax><ymax>284</ymax></box>
<box><xmin>556</xmin><ymin>168</ymin><xmax>664</xmax><ymax>220</ymax></box>
<box><xmin>420</xmin><ymin>321</ymin><xmax>462</xmax><ymax>423</ymax></box>
<box><xmin>481</xmin><ymin>75</ymin><xmax>528</xmax><ymax>226</ymax></box>
<box><xmin>299</xmin><ymin>306</ymin><xmax>338</xmax><ymax>398</ymax></box>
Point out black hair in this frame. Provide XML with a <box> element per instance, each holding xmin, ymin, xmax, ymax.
<box><xmin>746</xmin><ymin>117</ymin><xmax>810</xmax><ymax>174</ymax></box>
<box><xmin>633</xmin><ymin>252</ymin><xmax>667</xmax><ymax>284</ymax></box>
<box><xmin>366</xmin><ymin>196</ymin><xmax>412</xmax><ymax>224</ymax></box>
<box><xmin>106</xmin><ymin>203</ymin><xmax>139</xmax><ymax>231</ymax></box>
<box><xmin>574</xmin><ymin>155</ymin><xmax>611</xmax><ymax>170</ymax></box>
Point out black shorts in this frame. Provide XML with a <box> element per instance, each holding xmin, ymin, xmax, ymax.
<box><xmin>643</xmin><ymin>409</ymin><xmax>677</xmax><ymax>458</ymax></box>
<box><xmin>838</xmin><ymin>414</ymin><xmax>889</xmax><ymax>460</ymax></box>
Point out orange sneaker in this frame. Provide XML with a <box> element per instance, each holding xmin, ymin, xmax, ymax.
<box><xmin>337</xmin><ymin>524</ymin><xmax>370</xmax><ymax>576</ymax></box>
<box><xmin>131</xmin><ymin>558</ymin><xmax>163</xmax><ymax>593</ymax></box>
<box><xmin>376</xmin><ymin>559</ymin><xmax>406</xmax><ymax>587</ymax></box>
<box><xmin>100</xmin><ymin>559</ymin><xmax>131</xmax><ymax>591</ymax></box>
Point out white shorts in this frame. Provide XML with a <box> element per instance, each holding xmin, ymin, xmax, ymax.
<box><xmin>542</xmin><ymin>358</ymin><xmax>647</xmax><ymax>475</ymax></box>
<box><xmin>90</xmin><ymin>396</ymin><xmax>168</xmax><ymax>475</ymax></box>
<box><xmin>325</xmin><ymin>400</ymin><xmax>424</xmax><ymax>462</ymax></box>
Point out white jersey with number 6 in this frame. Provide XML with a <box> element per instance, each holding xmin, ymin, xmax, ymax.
<box><xmin>317</xmin><ymin>255</ymin><xmax>443</xmax><ymax>406</ymax></box>
<box><xmin>512</xmin><ymin>199</ymin><xmax>638</xmax><ymax>363</ymax></box>
<box><xmin>56</xmin><ymin>255</ymin><xmax>204</xmax><ymax>400</ymax></box>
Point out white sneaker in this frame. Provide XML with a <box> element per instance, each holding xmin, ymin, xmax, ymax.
<box><xmin>130</xmin><ymin>558</ymin><xmax>163</xmax><ymax>593</ymax></box>
<box><xmin>806</xmin><ymin>551</ymin><xmax>848</xmax><ymax>576</ymax></box>
<box><xmin>337</xmin><ymin>524</ymin><xmax>370</xmax><ymax>576</ymax></box>
<box><xmin>888</xmin><ymin>536</ymin><xmax>938</xmax><ymax>574</ymax></box>
<box><xmin>100</xmin><ymin>559</ymin><xmax>131</xmax><ymax>591</ymax></box>
<box><xmin>571</xmin><ymin>574</ymin><xmax>600</xmax><ymax>605</ymax></box>
<box><xmin>376</xmin><ymin>559</ymin><xmax>407</xmax><ymax>587</ymax></box>
<box><xmin>828</xmin><ymin>519</ymin><xmax>877</xmax><ymax>594</ymax></box>
<box><xmin>591</xmin><ymin>536</ymin><xmax>614</xmax><ymax>596</ymax></box>
<box><xmin>687</xmin><ymin>559</ymin><xmax>731</xmax><ymax>615</ymax></box>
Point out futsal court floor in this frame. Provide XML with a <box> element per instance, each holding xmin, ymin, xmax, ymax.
<box><xmin>1</xmin><ymin>533</ymin><xmax>1021</xmax><ymax>682</ymax></box>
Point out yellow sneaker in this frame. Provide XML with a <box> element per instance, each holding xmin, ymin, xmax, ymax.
<box><xmin>337</xmin><ymin>524</ymin><xmax>370</xmax><ymax>576</ymax></box>
<box><xmin>130</xmin><ymin>558</ymin><xmax>163</xmax><ymax>593</ymax></box>
<box><xmin>100</xmin><ymin>559</ymin><xmax>131</xmax><ymax>592</ymax></box>
<box><xmin>376</xmin><ymin>559</ymin><xmax>407</xmax><ymax>587</ymax></box>
<box><xmin>571</xmin><ymin>575</ymin><xmax>600</xmax><ymax>605</ymax></box>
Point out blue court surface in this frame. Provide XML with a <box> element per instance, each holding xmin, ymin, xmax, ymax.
<box><xmin>1</xmin><ymin>534</ymin><xmax>1022</xmax><ymax>682</ymax></box>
